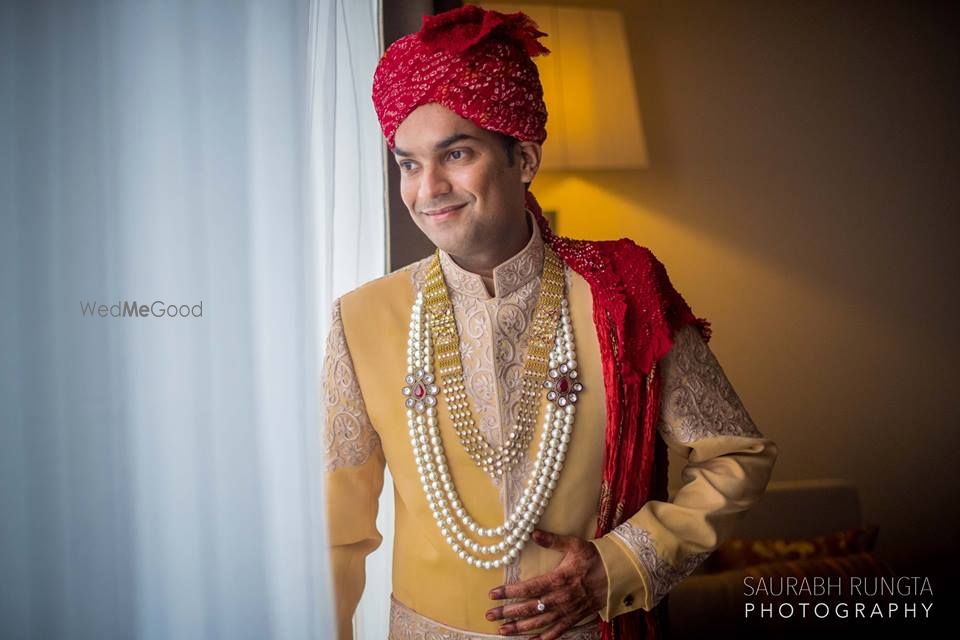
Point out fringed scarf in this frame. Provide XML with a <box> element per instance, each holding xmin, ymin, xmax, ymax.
<box><xmin>528</xmin><ymin>192</ymin><xmax>712</xmax><ymax>640</ymax></box>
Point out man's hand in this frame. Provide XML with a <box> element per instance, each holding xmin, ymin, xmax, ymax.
<box><xmin>485</xmin><ymin>529</ymin><xmax>608</xmax><ymax>639</ymax></box>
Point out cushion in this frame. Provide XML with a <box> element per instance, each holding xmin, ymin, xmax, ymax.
<box><xmin>703</xmin><ymin>525</ymin><xmax>879</xmax><ymax>573</ymax></box>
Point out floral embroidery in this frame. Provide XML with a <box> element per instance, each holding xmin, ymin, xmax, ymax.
<box><xmin>389</xmin><ymin>594</ymin><xmax>600</xmax><ymax>639</ymax></box>
<box><xmin>322</xmin><ymin>298</ymin><xmax>382</xmax><ymax>472</ymax></box>
<box><xmin>413</xmin><ymin>216</ymin><xmax>554</xmax><ymax>586</ymax></box>
<box><xmin>416</xmin><ymin>216</ymin><xmax>549</xmax><ymax>498</ymax></box>
<box><xmin>657</xmin><ymin>324</ymin><xmax>762</xmax><ymax>443</ymax></box>
<box><xmin>610</xmin><ymin>522</ymin><xmax>710</xmax><ymax>607</ymax></box>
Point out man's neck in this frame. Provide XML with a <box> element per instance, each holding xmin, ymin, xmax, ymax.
<box><xmin>448</xmin><ymin>215</ymin><xmax>533</xmax><ymax>297</ymax></box>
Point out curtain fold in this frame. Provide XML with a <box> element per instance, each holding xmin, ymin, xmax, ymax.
<box><xmin>309</xmin><ymin>1</ymin><xmax>392</xmax><ymax>638</ymax></box>
<box><xmin>312</xmin><ymin>0</ymin><xmax>387</xmax><ymax>313</ymax></box>
<box><xmin>0</xmin><ymin>1</ymin><xmax>385</xmax><ymax>638</ymax></box>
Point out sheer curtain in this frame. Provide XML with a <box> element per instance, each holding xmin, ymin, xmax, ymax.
<box><xmin>0</xmin><ymin>1</ymin><xmax>384</xmax><ymax>638</ymax></box>
<box><xmin>309</xmin><ymin>0</ymin><xmax>392</xmax><ymax>635</ymax></box>
<box><xmin>309</xmin><ymin>0</ymin><xmax>394</xmax><ymax>637</ymax></box>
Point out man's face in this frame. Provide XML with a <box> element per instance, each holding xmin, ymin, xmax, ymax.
<box><xmin>392</xmin><ymin>103</ymin><xmax>537</xmax><ymax>261</ymax></box>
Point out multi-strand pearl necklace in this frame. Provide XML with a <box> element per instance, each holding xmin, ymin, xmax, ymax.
<box><xmin>416</xmin><ymin>248</ymin><xmax>566</xmax><ymax>479</ymax></box>
<box><xmin>401</xmin><ymin>254</ymin><xmax>584</xmax><ymax>569</ymax></box>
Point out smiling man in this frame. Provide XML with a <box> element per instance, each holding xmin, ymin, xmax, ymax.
<box><xmin>322</xmin><ymin>6</ymin><xmax>777</xmax><ymax>640</ymax></box>
<box><xmin>392</xmin><ymin>103</ymin><xmax>538</xmax><ymax>296</ymax></box>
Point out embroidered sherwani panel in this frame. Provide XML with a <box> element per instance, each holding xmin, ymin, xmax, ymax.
<box><xmin>323</xmin><ymin>218</ymin><xmax>777</xmax><ymax>638</ymax></box>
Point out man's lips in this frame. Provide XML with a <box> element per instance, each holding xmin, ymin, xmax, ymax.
<box><xmin>421</xmin><ymin>203</ymin><xmax>466</xmax><ymax>219</ymax></box>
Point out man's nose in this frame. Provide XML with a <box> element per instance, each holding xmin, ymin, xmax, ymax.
<box><xmin>419</xmin><ymin>164</ymin><xmax>451</xmax><ymax>201</ymax></box>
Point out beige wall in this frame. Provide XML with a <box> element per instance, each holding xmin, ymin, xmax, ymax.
<box><xmin>385</xmin><ymin>0</ymin><xmax>960</xmax><ymax>586</ymax></box>
<box><xmin>527</xmin><ymin>0</ymin><xmax>959</xmax><ymax>584</ymax></box>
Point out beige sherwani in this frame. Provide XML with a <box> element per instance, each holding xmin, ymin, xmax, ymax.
<box><xmin>322</xmin><ymin>216</ymin><xmax>777</xmax><ymax>639</ymax></box>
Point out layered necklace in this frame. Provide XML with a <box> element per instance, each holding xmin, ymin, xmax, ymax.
<box><xmin>401</xmin><ymin>246</ymin><xmax>584</xmax><ymax>569</ymax></box>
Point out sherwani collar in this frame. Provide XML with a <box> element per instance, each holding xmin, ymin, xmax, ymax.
<box><xmin>437</xmin><ymin>211</ymin><xmax>545</xmax><ymax>300</ymax></box>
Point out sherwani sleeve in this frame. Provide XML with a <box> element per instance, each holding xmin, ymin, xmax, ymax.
<box><xmin>322</xmin><ymin>297</ymin><xmax>386</xmax><ymax>640</ymax></box>
<box><xmin>589</xmin><ymin>323</ymin><xmax>778</xmax><ymax>621</ymax></box>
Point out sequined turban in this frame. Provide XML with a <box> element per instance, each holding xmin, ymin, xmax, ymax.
<box><xmin>372</xmin><ymin>4</ymin><xmax>550</xmax><ymax>149</ymax></box>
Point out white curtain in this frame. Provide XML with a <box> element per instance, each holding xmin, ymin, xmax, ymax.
<box><xmin>308</xmin><ymin>0</ymin><xmax>392</xmax><ymax>637</ymax></box>
<box><xmin>0</xmin><ymin>0</ymin><xmax>384</xmax><ymax>638</ymax></box>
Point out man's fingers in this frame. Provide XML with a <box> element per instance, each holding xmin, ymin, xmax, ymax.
<box><xmin>489</xmin><ymin>573</ymin><xmax>554</xmax><ymax>600</ymax></box>
<box><xmin>496</xmin><ymin>609</ymin><xmax>558</xmax><ymax>635</ymax></box>
<box><xmin>489</xmin><ymin>532</ymin><xmax>594</xmax><ymax>599</ymax></box>
<box><xmin>487</xmin><ymin>594</ymin><xmax>558</xmax><ymax>621</ymax></box>
<box><xmin>535</xmin><ymin>618</ymin><xmax>577</xmax><ymax>640</ymax></box>
<box><xmin>532</xmin><ymin>528</ymin><xmax>577</xmax><ymax>551</ymax></box>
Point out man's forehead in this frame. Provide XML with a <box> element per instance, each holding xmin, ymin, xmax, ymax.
<box><xmin>393</xmin><ymin>103</ymin><xmax>491</xmax><ymax>152</ymax></box>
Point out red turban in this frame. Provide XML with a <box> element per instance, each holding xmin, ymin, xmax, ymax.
<box><xmin>372</xmin><ymin>4</ymin><xmax>550</xmax><ymax>149</ymax></box>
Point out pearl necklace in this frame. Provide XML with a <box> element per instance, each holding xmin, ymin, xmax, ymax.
<box><xmin>402</xmin><ymin>271</ymin><xmax>584</xmax><ymax>569</ymax></box>
<box><xmin>414</xmin><ymin>249</ymin><xmax>566</xmax><ymax>479</ymax></box>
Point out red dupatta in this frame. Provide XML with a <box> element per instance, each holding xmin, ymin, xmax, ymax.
<box><xmin>528</xmin><ymin>192</ymin><xmax>711</xmax><ymax>640</ymax></box>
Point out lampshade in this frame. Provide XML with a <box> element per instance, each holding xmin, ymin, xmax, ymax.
<box><xmin>486</xmin><ymin>3</ymin><xmax>649</xmax><ymax>170</ymax></box>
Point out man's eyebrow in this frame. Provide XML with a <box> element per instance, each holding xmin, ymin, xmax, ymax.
<box><xmin>434</xmin><ymin>132</ymin><xmax>477</xmax><ymax>150</ymax></box>
<box><xmin>393</xmin><ymin>133</ymin><xmax>478</xmax><ymax>159</ymax></box>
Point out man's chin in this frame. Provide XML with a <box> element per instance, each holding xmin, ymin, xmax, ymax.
<box><xmin>427</xmin><ymin>237</ymin><xmax>460</xmax><ymax>255</ymax></box>
<box><xmin>416</xmin><ymin>220</ymin><xmax>467</xmax><ymax>252</ymax></box>
<box><xmin>423</xmin><ymin>231</ymin><xmax>468</xmax><ymax>257</ymax></box>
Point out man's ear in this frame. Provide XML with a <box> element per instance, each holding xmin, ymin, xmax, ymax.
<box><xmin>517</xmin><ymin>141</ymin><xmax>542</xmax><ymax>184</ymax></box>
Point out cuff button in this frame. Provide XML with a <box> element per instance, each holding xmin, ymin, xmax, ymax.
<box><xmin>623</xmin><ymin>594</ymin><xmax>634</xmax><ymax>607</ymax></box>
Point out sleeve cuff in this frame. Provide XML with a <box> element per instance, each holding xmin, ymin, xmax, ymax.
<box><xmin>590</xmin><ymin>534</ymin><xmax>651</xmax><ymax>621</ymax></box>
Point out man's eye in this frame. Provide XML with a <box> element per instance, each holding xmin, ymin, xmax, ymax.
<box><xmin>448</xmin><ymin>149</ymin><xmax>466</xmax><ymax>161</ymax></box>
<box><xmin>399</xmin><ymin>161</ymin><xmax>415</xmax><ymax>172</ymax></box>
